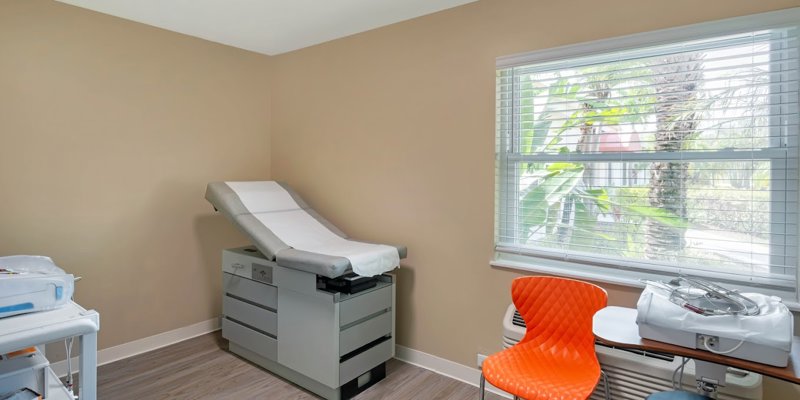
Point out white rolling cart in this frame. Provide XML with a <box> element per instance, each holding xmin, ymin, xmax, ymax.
<box><xmin>0</xmin><ymin>301</ymin><xmax>100</xmax><ymax>400</ymax></box>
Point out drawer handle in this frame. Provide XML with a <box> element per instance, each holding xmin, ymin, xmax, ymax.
<box><xmin>340</xmin><ymin>335</ymin><xmax>391</xmax><ymax>362</ymax></box>
<box><xmin>231</xmin><ymin>263</ymin><xmax>245</xmax><ymax>275</ymax></box>
<box><xmin>226</xmin><ymin>316</ymin><xmax>277</xmax><ymax>340</ymax></box>
<box><xmin>226</xmin><ymin>293</ymin><xmax>277</xmax><ymax>313</ymax></box>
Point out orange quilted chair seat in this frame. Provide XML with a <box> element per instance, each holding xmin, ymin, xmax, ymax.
<box><xmin>481</xmin><ymin>276</ymin><xmax>608</xmax><ymax>400</ymax></box>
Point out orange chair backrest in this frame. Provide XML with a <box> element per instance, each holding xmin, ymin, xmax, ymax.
<box><xmin>512</xmin><ymin>276</ymin><xmax>608</xmax><ymax>359</ymax></box>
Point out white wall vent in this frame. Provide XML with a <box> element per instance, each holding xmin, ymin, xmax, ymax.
<box><xmin>502</xmin><ymin>305</ymin><xmax>762</xmax><ymax>400</ymax></box>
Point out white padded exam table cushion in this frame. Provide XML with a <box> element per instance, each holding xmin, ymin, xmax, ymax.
<box><xmin>226</xmin><ymin>182</ymin><xmax>400</xmax><ymax>277</ymax></box>
<box><xmin>226</xmin><ymin>181</ymin><xmax>300</xmax><ymax>214</ymax></box>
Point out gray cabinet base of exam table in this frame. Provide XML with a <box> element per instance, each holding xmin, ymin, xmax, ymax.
<box><xmin>221</xmin><ymin>246</ymin><xmax>395</xmax><ymax>400</ymax></box>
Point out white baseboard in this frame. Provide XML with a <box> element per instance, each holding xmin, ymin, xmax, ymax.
<box><xmin>394</xmin><ymin>345</ymin><xmax>511</xmax><ymax>399</ymax></box>
<box><xmin>51</xmin><ymin>317</ymin><xmax>220</xmax><ymax>377</ymax></box>
<box><xmin>50</xmin><ymin>317</ymin><xmax>508</xmax><ymax>399</ymax></box>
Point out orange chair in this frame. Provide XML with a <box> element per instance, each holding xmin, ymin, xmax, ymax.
<box><xmin>480</xmin><ymin>276</ymin><xmax>609</xmax><ymax>400</ymax></box>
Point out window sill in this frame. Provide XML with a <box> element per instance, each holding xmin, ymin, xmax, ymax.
<box><xmin>490</xmin><ymin>255</ymin><xmax>800</xmax><ymax>312</ymax></box>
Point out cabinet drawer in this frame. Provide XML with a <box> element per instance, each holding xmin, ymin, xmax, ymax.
<box><xmin>223</xmin><ymin>272</ymin><xmax>277</xmax><ymax>309</ymax></box>
<box><xmin>222</xmin><ymin>318</ymin><xmax>277</xmax><ymax>361</ymax></box>
<box><xmin>339</xmin><ymin>338</ymin><xmax>393</xmax><ymax>386</ymax></box>
<box><xmin>223</xmin><ymin>295</ymin><xmax>277</xmax><ymax>336</ymax></box>
<box><xmin>339</xmin><ymin>286</ymin><xmax>392</xmax><ymax>327</ymax></box>
<box><xmin>339</xmin><ymin>311</ymin><xmax>392</xmax><ymax>356</ymax></box>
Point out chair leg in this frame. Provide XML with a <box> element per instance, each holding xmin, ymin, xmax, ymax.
<box><xmin>479</xmin><ymin>373</ymin><xmax>485</xmax><ymax>400</ymax></box>
<box><xmin>600</xmin><ymin>369</ymin><xmax>611</xmax><ymax>400</ymax></box>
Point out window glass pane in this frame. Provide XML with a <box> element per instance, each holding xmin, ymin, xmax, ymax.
<box><xmin>496</xmin><ymin>25</ymin><xmax>799</xmax><ymax>289</ymax></box>
<box><xmin>512</xmin><ymin>160</ymin><xmax>774</xmax><ymax>277</ymax></box>
<box><xmin>511</xmin><ymin>37</ymin><xmax>787</xmax><ymax>156</ymax></box>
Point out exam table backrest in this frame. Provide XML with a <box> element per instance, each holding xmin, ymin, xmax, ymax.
<box><xmin>205</xmin><ymin>181</ymin><xmax>406</xmax><ymax>278</ymax></box>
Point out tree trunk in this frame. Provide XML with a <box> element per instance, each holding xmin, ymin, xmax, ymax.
<box><xmin>558</xmin><ymin>84</ymin><xmax>609</xmax><ymax>244</ymax></box>
<box><xmin>645</xmin><ymin>53</ymin><xmax>703</xmax><ymax>260</ymax></box>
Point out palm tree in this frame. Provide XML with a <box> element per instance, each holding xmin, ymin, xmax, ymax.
<box><xmin>645</xmin><ymin>53</ymin><xmax>704</xmax><ymax>260</ymax></box>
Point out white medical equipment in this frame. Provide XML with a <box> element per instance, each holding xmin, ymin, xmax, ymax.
<box><xmin>206</xmin><ymin>181</ymin><xmax>406</xmax><ymax>400</ymax></box>
<box><xmin>637</xmin><ymin>277</ymin><xmax>793</xmax><ymax>368</ymax></box>
<box><xmin>0</xmin><ymin>349</ymin><xmax>48</xmax><ymax>399</ymax></box>
<box><xmin>0</xmin><ymin>389</ymin><xmax>40</xmax><ymax>400</ymax></box>
<box><xmin>0</xmin><ymin>256</ymin><xmax>74</xmax><ymax>319</ymax></box>
<box><xmin>0</xmin><ymin>301</ymin><xmax>100</xmax><ymax>400</ymax></box>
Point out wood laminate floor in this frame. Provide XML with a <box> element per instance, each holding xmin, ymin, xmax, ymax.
<box><xmin>96</xmin><ymin>332</ymin><xmax>505</xmax><ymax>399</ymax></box>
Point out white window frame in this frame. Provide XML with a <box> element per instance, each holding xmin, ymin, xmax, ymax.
<box><xmin>492</xmin><ymin>8</ymin><xmax>800</xmax><ymax>307</ymax></box>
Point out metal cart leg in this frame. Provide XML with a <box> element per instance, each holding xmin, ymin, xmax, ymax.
<box><xmin>79</xmin><ymin>332</ymin><xmax>97</xmax><ymax>400</ymax></box>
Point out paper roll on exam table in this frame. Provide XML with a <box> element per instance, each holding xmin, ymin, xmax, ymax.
<box><xmin>206</xmin><ymin>181</ymin><xmax>406</xmax><ymax>400</ymax></box>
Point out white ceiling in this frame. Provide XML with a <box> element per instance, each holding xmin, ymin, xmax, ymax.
<box><xmin>56</xmin><ymin>0</ymin><xmax>477</xmax><ymax>55</ymax></box>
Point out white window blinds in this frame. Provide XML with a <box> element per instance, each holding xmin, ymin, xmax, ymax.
<box><xmin>495</xmin><ymin>19</ymin><xmax>800</xmax><ymax>293</ymax></box>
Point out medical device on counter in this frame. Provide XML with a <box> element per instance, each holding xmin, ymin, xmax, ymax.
<box><xmin>0</xmin><ymin>256</ymin><xmax>74</xmax><ymax>319</ymax></box>
<box><xmin>206</xmin><ymin>181</ymin><xmax>406</xmax><ymax>400</ymax></box>
<box><xmin>637</xmin><ymin>277</ymin><xmax>793</xmax><ymax>367</ymax></box>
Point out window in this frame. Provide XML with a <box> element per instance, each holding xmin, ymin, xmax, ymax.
<box><xmin>494</xmin><ymin>10</ymin><xmax>800</xmax><ymax>301</ymax></box>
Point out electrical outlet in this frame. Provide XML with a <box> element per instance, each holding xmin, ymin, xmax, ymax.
<box><xmin>697</xmin><ymin>334</ymin><xmax>719</xmax><ymax>351</ymax></box>
<box><xmin>477</xmin><ymin>353</ymin><xmax>488</xmax><ymax>368</ymax></box>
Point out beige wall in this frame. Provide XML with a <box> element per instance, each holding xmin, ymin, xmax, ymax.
<box><xmin>3</xmin><ymin>0</ymin><xmax>800</xmax><ymax>397</ymax></box>
<box><xmin>0</xmin><ymin>0</ymin><xmax>271</xmax><ymax>349</ymax></box>
<box><xmin>270</xmin><ymin>0</ymin><xmax>800</xmax><ymax>397</ymax></box>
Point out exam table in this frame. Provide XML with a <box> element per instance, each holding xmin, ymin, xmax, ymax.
<box><xmin>206</xmin><ymin>181</ymin><xmax>406</xmax><ymax>400</ymax></box>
